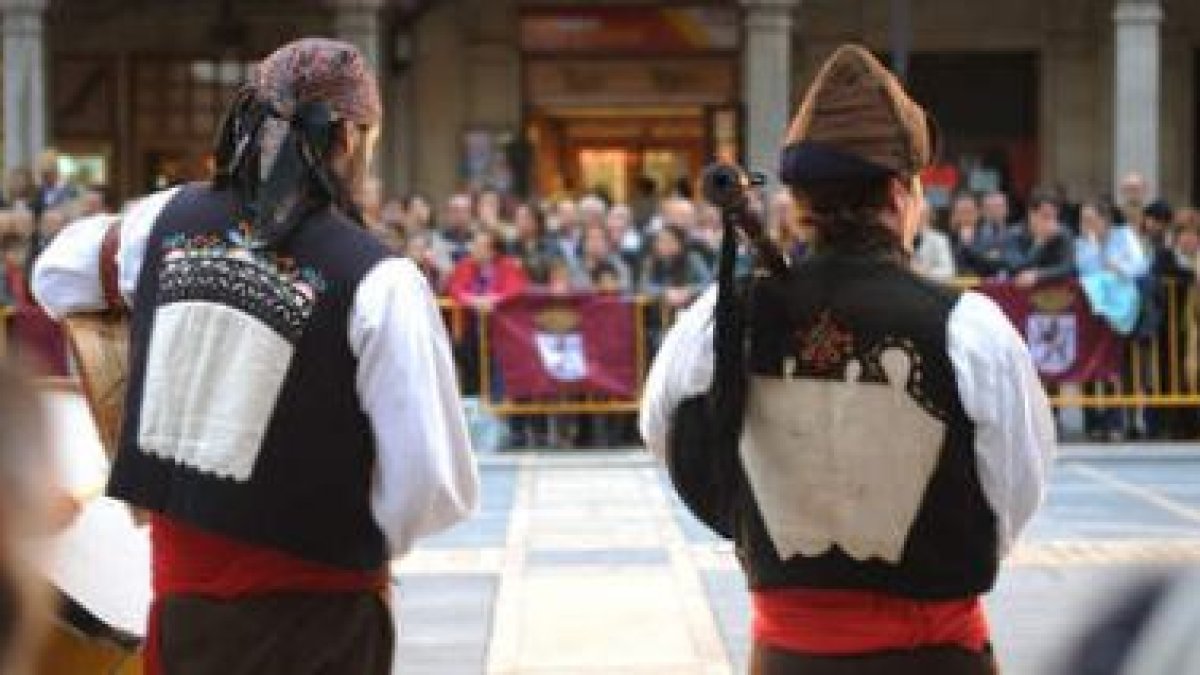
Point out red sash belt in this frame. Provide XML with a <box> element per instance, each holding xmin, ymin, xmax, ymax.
<box><xmin>145</xmin><ymin>514</ymin><xmax>386</xmax><ymax>675</ymax></box>
<box><xmin>752</xmin><ymin>588</ymin><xmax>990</xmax><ymax>656</ymax></box>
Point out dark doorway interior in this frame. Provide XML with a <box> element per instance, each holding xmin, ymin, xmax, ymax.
<box><xmin>1193</xmin><ymin>50</ymin><xmax>1200</xmax><ymax>204</ymax></box>
<box><xmin>905</xmin><ymin>52</ymin><xmax>1039</xmax><ymax>200</ymax></box>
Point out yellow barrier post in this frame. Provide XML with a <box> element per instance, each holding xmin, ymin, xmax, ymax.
<box><xmin>478</xmin><ymin>305</ymin><xmax>492</xmax><ymax>410</ymax></box>
<box><xmin>1168</xmin><ymin>279</ymin><xmax>1181</xmax><ymax>396</ymax></box>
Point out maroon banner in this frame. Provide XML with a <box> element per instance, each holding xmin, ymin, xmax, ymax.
<box><xmin>977</xmin><ymin>280</ymin><xmax>1121</xmax><ymax>383</ymax></box>
<box><xmin>488</xmin><ymin>293</ymin><xmax>638</xmax><ymax>399</ymax></box>
<box><xmin>5</xmin><ymin>305</ymin><xmax>70</xmax><ymax>377</ymax></box>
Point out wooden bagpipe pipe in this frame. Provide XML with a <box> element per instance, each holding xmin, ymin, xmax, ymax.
<box><xmin>664</xmin><ymin>163</ymin><xmax>789</xmax><ymax>539</ymax></box>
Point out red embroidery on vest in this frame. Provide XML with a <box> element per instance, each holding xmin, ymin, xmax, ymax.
<box><xmin>797</xmin><ymin>310</ymin><xmax>855</xmax><ymax>373</ymax></box>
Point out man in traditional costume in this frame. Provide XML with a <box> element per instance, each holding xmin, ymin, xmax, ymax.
<box><xmin>641</xmin><ymin>44</ymin><xmax>1055</xmax><ymax>674</ymax></box>
<box><xmin>33</xmin><ymin>38</ymin><xmax>478</xmax><ymax>674</ymax></box>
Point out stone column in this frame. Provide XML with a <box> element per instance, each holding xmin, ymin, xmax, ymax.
<box><xmin>1112</xmin><ymin>0</ymin><xmax>1163</xmax><ymax>195</ymax></box>
<box><xmin>329</xmin><ymin>0</ymin><xmax>386</xmax><ymax>179</ymax></box>
<box><xmin>2</xmin><ymin>0</ymin><xmax>48</xmax><ymax>176</ymax></box>
<box><xmin>742</xmin><ymin>0</ymin><xmax>800</xmax><ymax>185</ymax></box>
<box><xmin>332</xmin><ymin>0</ymin><xmax>384</xmax><ymax>76</ymax></box>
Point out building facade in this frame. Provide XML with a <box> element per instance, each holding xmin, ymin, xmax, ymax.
<box><xmin>2</xmin><ymin>0</ymin><xmax>1199</xmax><ymax>207</ymax></box>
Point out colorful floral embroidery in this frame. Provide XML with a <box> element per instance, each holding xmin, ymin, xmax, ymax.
<box><xmin>162</xmin><ymin>226</ymin><xmax>328</xmax><ymax>298</ymax></box>
<box><xmin>157</xmin><ymin>226</ymin><xmax>328</xmax><ymax>343</ymax></box>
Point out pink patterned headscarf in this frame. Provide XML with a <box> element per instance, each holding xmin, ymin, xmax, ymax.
<box><xmin>253</xmin><ymin>37</ymin><xmax>381</xmax><ymax>126</ymax></box>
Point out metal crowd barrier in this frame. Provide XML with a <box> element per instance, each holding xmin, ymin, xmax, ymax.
<box><xmin>440</xmin><ymin>278</ymin><xmax>1200</xmax><ymax>417</ymax></box>
<box><xmin>1056</xmin><ymin>278</ymin><xmax>1200</xmax><ymax>409</ymax></box>
<box><xmin>5</xmin><ymin>280</ymin><xmax>1196</xmax><ymax>418</ymax></box>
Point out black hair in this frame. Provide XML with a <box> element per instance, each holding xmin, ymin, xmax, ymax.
<box><xmin>790</xmin><ymin>175</ymin><xmax>904</xmax><ymax>256</ymax></box>
<box><xmin>211</xmin><ymin>86</ymin><xmax>358</xmax><ymax>246</ymax></box>
<box><xmin>1027</xmin><ymin>191</ymin><xmax>1059</xmax><ymax>212</ymax></box>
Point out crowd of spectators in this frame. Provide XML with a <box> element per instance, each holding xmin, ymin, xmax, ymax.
<box><xmin>359</xmin><ymin>182</ymin><xmax>729</xmax><ymax>314</ymax></box>
<box><xmin>913</xmin><ymin>172</ymin><xmax>1200</xmax><ymax>442</ymax></box>
<box><xmin>7</xmin><ymin>148</ymin><xmax>1200</xmax><ymax>446</ymax></box>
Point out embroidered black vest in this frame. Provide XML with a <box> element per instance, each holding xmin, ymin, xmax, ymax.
<box><xmin>110</xmin><ymin>184</ymin><xmax>389</xmax><ymax>570</ymax></box>
<box><xmin>669</xmin><ymin>252</ymin><xmax>998</xmax><ymax>599</ymax></box>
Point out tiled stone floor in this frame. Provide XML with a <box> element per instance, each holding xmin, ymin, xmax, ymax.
<box><xmin>394</xmin><ymin>451</ymin><xmax>1200</xmax><ymax>674</ymax></box>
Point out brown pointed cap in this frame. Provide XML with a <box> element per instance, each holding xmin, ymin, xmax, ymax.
<box><xmin>779</xmin><ymin>44</ymin><xmax>936</xmax><ymax>184</ymax></box>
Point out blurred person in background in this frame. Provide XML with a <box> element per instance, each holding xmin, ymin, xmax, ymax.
<box><xmin>639</xmin><ymin>224</ymin><xmax>711</xmax><ymax>311</ymax></box>
<box><xmin>31</xmin><ymin>149</ymin><xmax>75</xmax><ymax>218</ymax></box>
<box><xmin>447</xmin><ymin>228</ymin><xmax>529</xmax><ymax>312</ymax></box>
<box><xmin>572</xmin><ymin>194</ymin><xmax>606</xmax><ymax>261</ymax></box>
<box><xmin>593</xmin><ymin>261</ymin><xmax>626</xmax><ymax>295</ymax></box>
<box><xmin>403</xmin><ymin>193</ymin><xmax>434</xmax><ymax>236</ymax></box>
<box><xmin>403</xmin><ymin>231</ymin><xmax>444</xmax><ymax>290</ymax></box>
<box><xmin>79</xmin><ymin>185</ymin><xmax>117</xmax><ymax>218</ymax></box>
<box><xmin>509</xmin><ymin>202</ymin><xmax>559</xmax><ymax>287</ymax></box>
<box><xmin>447</xmin><ymin>229</ymin><xmax>528</xmax><ymax>396</ymax></box>
<box><xmin>435</xmin><ymin>192</ymin><xmax>477</xmax><ymax>270</ymax></box>
<box><xmin>1075</xmin><ymin>201</ymin><xmax>1148</xmax><ymax>441</ymax></box>
<box><xmin>477</xmin><ymin>187</ymin><xmax>512</xmax><ymax>244</ymax></box>
<box><xmin>656</xmin><ymin>196</ymin><xmax>697</xmax><ymax>234</ymax></box>
<box><xmin>768</xmin><ymin>188</ymin><xmax>809</xmax><ymax>263</ymax></box>
<box><xmin>24</xmin><ymin>208</ymin><xmax>71</xmax><ymax>283</ymax></box>
<box><xmin>951</xmin><ymin>193</ymin><xmax>1009</xmax><ymax>278</ymax></box>
<box><xmin>3</xmin><ymin>167</ymin><xmax>35</xmax><ymax>210</ymax></box>
<box><xmin>1006</xmin><ymin>193</ymin><xmax>1077</xmax><ymax>289</ymax></box>
<box><xmin>573</xmin><ymin>222</ymin><xmax>632</xmax><ymax>292</ymax></box>
<box><xmin>692</xmin><ymin>203</ymin><xmax>723</xmax><ymax>267</ymax></box>
<box><xmin>630</xmin><ymin>175</ymin><xmax>659</xmax><ymax>230</ymax></box>
<box><xmin>980</xmin><ymin>190</ymin><xmax>1011</xmax><ymax>232</ymax></box>
<box><xmin>545</xmin><ymin>257</ymin><xmax>573</xmax><ymax>295</ymax></box>
<box><xmin>359</xmin><ymin>177</ymin><xmax>384</xmax><ymax>230</ymax></box>
<box><xmin>912</xmin><ymin>200</ymin><xmax>956</xmax><ymax>281</ymax></box>
<box><xmin>36</xmin><ymin>209</ymin><xmax>69</xmax><ymax>245</ymax></box>
<box><xmin>577</xmin><ymin>194</ymin><xmax>607</xmax><ymax>230</ymax></box>
<box><xmin>549</xmin><ymin>198</ymin><xmax>582</xmax><ymax>264</ymax></box>
<box><xmin>375</xmin><ymin>197</ymin><xmax>407</xmax><ymax>253</ymax></box>
<box><xmin>606</xmin><ymin>203</ymin><xmax>643</xmax><ymax>272</ymax></box>
<box><xmin>1140</xmin><ymin>205</ymin><xmax>1200</xmax><ymax>439</ymax></box>
<box><xmin>4</xmin><ymin>211</ymin><xmax>33</xmax><ymax>302</ymax></box>
<box><xmin>1118</xmin><ymin>171</ymin><xmax>1149</xmax><ymax>226</ymax></box>
<box><xmin>0</xmin><ymin>212</ymin><xmax>30</xmax><ymax>306</ymax></box>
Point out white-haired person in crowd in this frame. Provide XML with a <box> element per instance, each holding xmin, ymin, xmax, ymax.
<box><xmin>912</xmin><ymin>200</ymin><xmax>956</xmax><ymax>281</ymax></box>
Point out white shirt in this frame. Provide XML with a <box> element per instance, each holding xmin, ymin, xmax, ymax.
<box><xmin>32</xmin><ymin>188</ymin><xmax>479</xmax><ymax>558</ymax></box>
<box><xmin>640</xmin><ymin>285</ymin><xmax>1055</xmax><ymax>556</ymax></box>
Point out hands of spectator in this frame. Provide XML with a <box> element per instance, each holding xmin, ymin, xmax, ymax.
<box><xmin>470</xmin><ymin>296</ymin><xmax>495</xmax><ymax>313</ymax></box>
<box><xmin>1014</xmin><ymin>270</ymin><xmax>1039</xmax><ymax>289</ymax></box>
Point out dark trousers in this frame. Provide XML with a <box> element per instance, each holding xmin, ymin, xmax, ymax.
<box><xmin>1083</xmin><ymin>379</ymin><xmax>1122</xmax><ymax>438</ymax></box>
<box><xmin>158</xmin><ymin>591</ymin><xmax>393</xmax><ymax>675</ymax></box>
<box><xmin>750</xmin><ymin>642</ymin><xmax>997</xmax><ymax>675</ymax></box>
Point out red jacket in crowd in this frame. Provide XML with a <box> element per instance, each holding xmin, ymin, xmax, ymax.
<box><xmin>446</xmin><ymin>255</ymin><xmax>529</xmax><ymax>307</ymax></box>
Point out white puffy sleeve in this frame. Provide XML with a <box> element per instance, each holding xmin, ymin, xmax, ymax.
<box><xmin>638</xmin><ymin>284</ymin><xmax>717</xmax><ymax>461</ymax></box>
<box><xmin>32</xmin><ymin>187</ymin><xmax>179</xmax><ymax>318</ymax></box>
<box><xmin>349</xmin><ymin>257</ymin><xmax>480</xmax><ymax>557</ymax></box>
<box><xmin>947</xmin><ymin>291</ymin><xmax>1057</xmax><ymax>556</ymax></box>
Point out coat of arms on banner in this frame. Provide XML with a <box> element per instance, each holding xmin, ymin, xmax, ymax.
<box><xmin>1027</xmin><ymin>313</ymin><xmax>1077</xmax><ymax>375</ymax></box>
<box><xmin>1027</xmin><ymin>287</ymin><xmax>1078</xmax><ymax>375</ymax></box>
<box><xmin>533</xmin><ymin>307</ymin><xmax>587</xmax><ymax>382</ymax></box>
